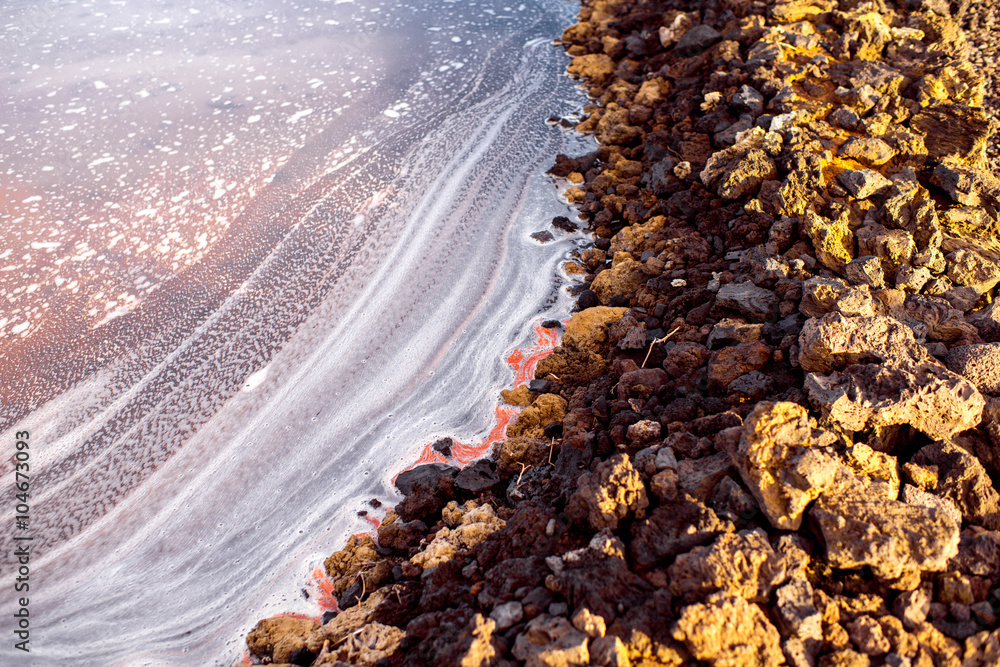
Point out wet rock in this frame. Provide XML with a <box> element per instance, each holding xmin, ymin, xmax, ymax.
<box><xmin>673</xmin><ymin>591</ymin><xmax>785</xmax><ymax>667</ymax></box>
<box><xmin>804</xmin><ymin>358</ymin><xmax>984</xmax><ymax>441</ymax></box>
<box><xmin>456</xmin><ymin>459</ymin><xmax>501</xmax><ymax>495</ymax></box>
<box><xmin>378</xmin><ymin>513</ymin><xmax>428</xmax><ymax>553</ymax></box>
<box><xmin>912</xmin><ymin>441</ymin><xmax>1000</xmax><ymax>530</ymax></box>
<box><xmin>630</xmin><ymin>497</ymin><xmax>734</xmax><ymax>569</ymax></box>
<box><xmin>722</xmin><ymin>402</ymin><xmax>839</xmax><ymax>530</ymax></box>
<box><xmin>668</xmin><ymin>529</ymin><xmax>787</xmax><ymax>603</ymax></box>
<box><xmin>716</xmin><ymin>281</ymin><xmax>779</xmax><ymax>320</ymax></box>
<box><xmin>797</xmin><ymin>313</ymin><xmax>927</xmax><ymax>374</ymax></box>
<box><xmin>838</xmin><ymin>169</ymin><xmax>893</xmax><ymax>199</ymax></box>
<box><xmin>247</xmin><ymin>616</ymin><xmax>318</xmax><ymax>665</ymax></box>
<box><xmin>566</xmin><ymin>453</ymin><xmax>648</xmax><ymax>531</ymax></box>
<box><xmin>502</xmin><ymin>384</ymin><xmax>533</xmax><ymax>407</ymax></box>
<box><xmin>324</xmin><ymin>535</ymin><xmax>391</xmax><ymax>602</ymax></box>
<box><xmin>395</xmin><ymin>463</ymin><xmax>459</xmax><ymax>497</ymax></box>
<box><xmin>497</xmin><ymin>436</ymin><xmax>552</xmax><ymax>477</ymax></box>
<box><xmin>562</xmin><ymin>307</ymin><xmax>628</xmax><ymax>356</ymax></box>
<box><xmin>809</xmin><ymin>467</ymin><xmax>961</xmax><ymax>581</ymax></box>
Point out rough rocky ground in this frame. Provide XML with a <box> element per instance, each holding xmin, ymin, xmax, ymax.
<box><xmin>245</xmin><ymin>0</ymin><xmax>1000</xmax><ymax>665</ymax></box>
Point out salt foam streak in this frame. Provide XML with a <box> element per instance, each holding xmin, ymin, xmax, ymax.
<box><xmin>0</xmin><ymin>0</ymin><xmax>593</xmax><ymax>663</ymax></box>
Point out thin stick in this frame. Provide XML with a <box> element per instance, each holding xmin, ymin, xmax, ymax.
<box><xmin>641</xmin><ymin>326</ymin><xmax>681</xmax><ymax>368</ymax></box>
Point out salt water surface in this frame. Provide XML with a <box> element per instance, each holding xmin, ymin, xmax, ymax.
<box><xmin>0</xmin><ymin>0</ymin><xmax>593</xmax><ymax>663</ymax></box>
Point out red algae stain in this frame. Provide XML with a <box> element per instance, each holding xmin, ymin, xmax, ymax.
<box><xmin>248</xmin><ymin>319</ymin><xmax>562</xmax><ymax>658</ymax></box>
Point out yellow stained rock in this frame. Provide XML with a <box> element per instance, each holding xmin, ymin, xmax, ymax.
<box><xmin>506</xmin><ymin>393</ymin><xmax>568</xmax><ymax>439</ymax></box>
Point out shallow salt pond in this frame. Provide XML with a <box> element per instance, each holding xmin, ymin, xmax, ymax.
<box><xmin>0</xmin><ymin>0</ymin><xmax>594</xmax><ymax>663</ymax></box>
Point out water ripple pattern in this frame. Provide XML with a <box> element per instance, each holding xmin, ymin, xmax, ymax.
<box><xmin>0</xmin><ymin>0</ymin><xmax>593</xmax><ymax>664</ymax></box>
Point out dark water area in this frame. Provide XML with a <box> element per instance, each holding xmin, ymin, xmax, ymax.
<box><xmin>0</xmin><ymin>0</ymin><xmax>593</xmax><ymax>664</ymax></box>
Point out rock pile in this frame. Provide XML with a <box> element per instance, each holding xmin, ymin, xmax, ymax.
<box><xmin>246</xmin><ymin>0</ymin><xmax>1000</xmax><ymax>665</ymax></box>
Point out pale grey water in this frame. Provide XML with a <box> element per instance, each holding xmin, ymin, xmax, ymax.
<box><xmin>0</xmin><ymin>0</ymin><xmax>593</xmax><ymax>664</ymax></box>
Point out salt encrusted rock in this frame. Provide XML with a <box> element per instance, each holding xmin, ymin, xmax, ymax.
<box><xmin>716</xmin><ymin>281</ymin><xmax>779</xmax><ymax>320</ymax></box>
<box><xmin>668</xmin><ymin>528</ymin><xmax>787</xmax><ymax>603</ymax></box>
<box><xmin>247</xmin><ymin>616</ymin><xmax>319</xmax><ymax>664</ymax></box>
<box><xmin>673</xmin><ymin>592</ymin><xmax>785</xmax><ymax>667</ymax></box>
<box><xmin>721</xmin><ymin>402</ymin><xmax>839</xmax><ymax>530</ymax></box>
<box><xmin>838</xmin><ymin>169</ymin><xmax>893</xmax><ymax>199</ymax></box>
<box><xmin>329</xmin><ymin>622</ymin><xmax>405</xmax><ymax>665</ymax></box>
<box><xmin>797</xmin><ymin>313</ymin><xmax>927</xmax><ymax>374</ymax></box>
<box><xmin>512</xmin><ymin>615</ymin><xmax>590</xmax><ymax>667</ymax></box>
<box><xmin>566</xmin><ymin>453</ymin><xmax>648</xmax><ymax>531</ymax></box>
<box><xmin>411</xmin><ymin>502</ymin><xmax>505</xmax><ymax>571</ymax></box>
<box><xmin>912</xmin><ymin>441</ymin><xmax>1000</xmax><ymax>530</ymax></box>
<box><xmin>566</xmin><ymin>53</ymin><xmax>616</xmax><ymax>84</ymax></box>
<box><xmin>809</xmin><ymin>467</ymin><xmax>961</xmax><ymax>581</ymax></box>
<box><xmin>562</xmin><ymin>307</ymin><xmax>629</xmax><ymax>355</ymax></box>
<box><xmin>946</xmin><ymin>343</ymin><xmax>1000</xmax><ymax>394</ymax></box>
<box><xmin>804</xmin><ymin>358</ymin><xmax>985</xmax><ymax>441</ymax></box>
<box><xmin>590</xmin><ymin>257</ymin><xmax>647</xmax><ymax>304</ymax></box>
<box><xmin>507</xmin><ymin>393</ymin><xmax>568</xmax><ymax>439</ymax></box>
